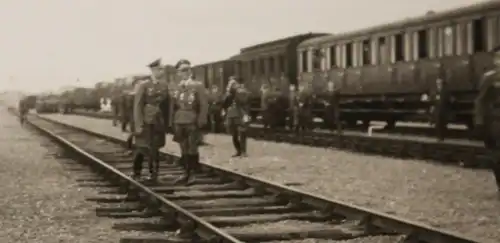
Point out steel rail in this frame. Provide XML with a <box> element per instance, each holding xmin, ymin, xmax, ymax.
<box><xmin>10</xmin><ymin>109</ymin><xmax>242</xmax><ymax>243</ymax></box>
<box><xmin>70</xmin><ymin>110</ymin><xmax>489</xmax><ymax>168</ymax></box>
<box><xmin>32</xmin><ymin>112</ymin><xmax>484</xmax><ymax>243</ymax></box>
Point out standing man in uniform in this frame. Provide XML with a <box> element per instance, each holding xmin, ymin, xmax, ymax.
<box><xmin>208</xmin><ymin>84</ymin><xmax>224</xmax><ymax>133</ymax></box>
<box><xmin>430</xmin><ymin>74</ymin><xmax>451</xmax><ymax>141</ymax></box>
<box><xmin>325</xmin><ymin>80</ymin><xmax>342</xmax><ymax>134</ymax></box>
<box><xmin>260</xmin><ymin>83</ymin><xmax>270</xmax><ymax>129</ymax></box>
<box><xmin>132</xmin><ymin>59</ymin><xmax>169</xmax><ymax>181</ymax></box>
<box><xmin>288</xmin><ymin>84</ymin><xmax>298</xmax><ymax>131</ymax></box>
<box><xmin>18</xmin><ymin>97</ymin><xmax>28</xmax><ymax>125</ymax></box>
<box><xmin>223</xmin><ymin>76</ymin><xmax>250</xmax><ymax>157</ymax></box>
<box><xmin>111</xmin><ymin>85</ymin><xmax>122</xmax><ymax>127</ymax></box>
<box><xmin>474</xmin><ymin>46</ymin><xmax>500</xmax><ymax>193</ymax></box>
<box><xmin>172</xmin><ymin>59</ymin><xmax>208</xmax><ymax>184</ymax></box>
<box><xmin>120</xmin><ymin>85</ymin><xmax>132</xmax><ymax>132</ymax></box>
<box><xmin>296</xmin><ymin>85</ymin><xmax>313</xmax><ymax>133</ymax></box>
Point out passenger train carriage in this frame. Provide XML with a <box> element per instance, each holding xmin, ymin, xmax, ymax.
<box><xmin>298</xmin><ymin>1</ymin><xmax>500</xmax><ymax>129</ymax></box>
<box><xmin>54</xmin><ymin>1</ymin><xmax>500</xmax><ymax>134</ymax></box>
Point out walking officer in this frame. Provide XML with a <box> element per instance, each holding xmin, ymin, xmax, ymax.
<box><xmin>474</xmin><ymin>45</ymin><xmax>500</xmax><ymax>193</ymax></box>
<box><xmin>325</xmin><ymin>80</ymin><xmax>342</xmax><ymax>134</ymax></box>
<box><xmin>296</xmin><ymin>85</ymin><xmax>313</xmax><ymax>133</ymax></box>
<box><xmin>172</xmin><ymin>59</ymin><xmax>208</xmax><ymax>184</ymax></box>
<box><xmin>132</xmin><ymin>59</ymin><xmax>170</xmax><ymax>181</ymax></box>
<box><xmin>223</xmin><ymin>76</ymin><xmax>250</xmax><ymax>157</ymax></box>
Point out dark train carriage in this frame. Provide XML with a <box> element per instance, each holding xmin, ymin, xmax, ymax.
<box><xmin>298</xmin><ymin>1</ymin><xmax>500</xmax><ymax>128</ymax></box>
<box><xmin>230</xmin><ymin>33</ymin><xmax>328</xmax><ymax>120</ymax></box>
<box><xmin>192</xmin><ymin>60</ymin><xmax>236</xmax><ymax>90</ymax></box>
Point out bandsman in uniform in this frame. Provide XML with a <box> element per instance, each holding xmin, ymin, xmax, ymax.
<box><xmin>223</xmin><ymin>76</ymin><xmax>250</xmax><ymax>157</ymax></box>
<box><xmin>324</xmin><ymin>80</ymin><xmax>342</xmax><ymax>134</ymax></box>
<box><xmin>288</xmin><ymin>84</ymin><xmax>298</xmax><ymax>130</ymax></box>
<box><xmin>172</xmin><ymin>59</ymin><xmax>208</xmax><ymax>184</ymax></box>
<box><xmin>430</xmin><ymin>73</ymin><xmax>451</xmax><ymax>141</ymax></box>
<box><xmin>474</xmin><ymin>45</ymin><xmax>500</xmax><ymax>193</ymax></box>
<box><xmin>208</xmin><ymin>84</ymin><xmax>224</xmax><ymax>133</ymax></box>
<box><xmin>111</xmin><ymin>85</ymin><xmax>122</xmax><ymax>127</ymax></box>
<box><xmin>132</xmin><ymin>59</ymin><xmax>170</xmax><ymax>181</ymax></box>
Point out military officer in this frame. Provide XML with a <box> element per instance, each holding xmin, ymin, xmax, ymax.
<box><xmin>208</xmin><ymin>84</ymin><xmax>224</xmax><ymax>133</ymax></box>
<box><xmin>111</xmin><ymin>85</ymin><xmax>122</xmax><ymax>127</ymax></box>
<box><xmin>474</xmin><ymin>46</ymin><xmax>500</xmax><ymax>193</ymax></box>
<box><xmin>325</xmin><ymin>80</ymin><xmax>342</xmax><ymax>134</ymax></box>
<box><xmin>430</xmin><ymin>75</ymin><xmax>451</xmax><ymax>141</ymax></box>
<box><xmin>223</xmin><ymin>76</ymin><xmax>250</xmax><ymax>157</ymax></box>
<box><xmin>172</xmin><ymin>59</ymin><xmax>208</xmax><ymax>184</ymax></box>
<box><xmin>132</xmin><ymin>59</ymin><xmax>170</xmax><ymax>181</ymax></box>
<box><xmin>288</xmin><ymin>84</ymin><xmax>298</xmax><ymax>130</ymax></box>
<box><xmin>296</xmin><ymin>85</ymin><xmax>313</xmax><ymax>133</ymax></box>
<box><xmin>18</xmin><ymin>97</ymin><xmax>28</xmax><ymax>125</ymax></box>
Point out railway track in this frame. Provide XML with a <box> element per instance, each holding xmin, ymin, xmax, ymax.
<box><xmin>69</xmin><ymin>110</ymin><xmax>489</xmax><ymax>168</ymax></box>
<box><xmin>7</xmin><ymin>108</ymin><xmax>484</xmax><ymax>243</ymax></box>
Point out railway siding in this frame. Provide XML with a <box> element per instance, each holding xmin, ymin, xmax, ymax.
<box><xmin>40</xmin><ymin>113</ymin><xmax>500</xmax><ymax>242</ymax></box>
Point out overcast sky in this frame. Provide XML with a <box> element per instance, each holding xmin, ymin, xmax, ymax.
<box><xmin>0</xmin><ymin>0</ymin><xmax>485</xmax><ymax>94</ymax></box>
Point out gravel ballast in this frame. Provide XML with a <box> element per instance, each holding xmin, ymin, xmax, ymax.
<box><xmin>42</xmin><ymin>114</ymin><xmax>500</xmax><ymax>242</ymax></box>
<box><xmin>0</xmin><ymin>111</ymin><xmax>173</xmax><ymax>242</ymax></box>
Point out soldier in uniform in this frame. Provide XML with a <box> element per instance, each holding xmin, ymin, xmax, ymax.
<box><xmin>296</xmin><ymin>85</ymin><xmax>313</xmax><ymax>133</ymax></box>
<box><xmin>223</xmin><ymin>76</ymin><xmax>250</xmax><ymax>157</ymax></box>
<box><xmin>260</xmin><ymin>84</ymin><xmax>271</xmax><ymax>129</ymax></box>
<box><xmin>208</xmin><ymin>84</ymin><xmax>224</xmax><ymax>133</ymax></box>
<box><xmin>132</xmin><ymin>59</ymin><xmax>170</xmax><ymax>181</ymax></box>
<box><xmin>474</xmin><ymin>46</ymin><xmax>500</xmax><ymax>192</ymax></box>
<box><xmin>171</xmin><ymin>59</ymin><xmax>208</xmax><ymax>184</ymax></box>
<box><xmin>430</xmin><ymin>75</ymin><xmax>451</xmax><ymax>141</ymax></box>
<box><xmin>324</xmin><ymin>80</ymin><xmax>342</xmax><ymax>134</ymax></box>
<box><xmin>18</xmin><ymin>97</ymin><xmax>28</xmax><ymax>125</ymax></box>
<box><xmin>111</xmin><ymin>85</ymin><xmax>122</xmax><ymax>127</ymax></box>
<box><xmin>288</xmin><ymin>84</ymin><xmax>299</xmax><ymax>131</ymax></box>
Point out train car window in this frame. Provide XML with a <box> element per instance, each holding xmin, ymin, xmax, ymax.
<box><xmin>437</xmin><ymin>28</ymin><xmax>444</xmax><ymax>57</ymax></box>
<box><xmin>329</xmin><ymin>45</ymin><xmax>337</xmax><ymax>68</ymax></box>
<box><xmin>455</xmin><ymin>23</ymin><xmax>464</xmax><ymax>55</ymax></box>
<box><xmin>394</xmin><ymin>33</ymin><xmax>404</xmax><ymax>62</ymax></box>
<box><xmin>259</xmin><ymin>58</ymin><xmax>265</xmax><ymax>74</ymax></box>
<box><xmin>250</xmin><ymin>60</ymin><xmax>256</xmax><ymax>75</ymax></box>
<box><xmin>377</xmin><ymin>37</ymin><xmax>387</xmax><ymax>64</ymax></box>
<box><xmin>443</xmin><ymin>26</ymin><xmax>454</xmax><ymax>56</ymax></box>
<box><xmin>417</xmin><ymin>29</ymin><xmax>429</xmax><ymax>59</ymax></box>
<box><xmin>362</xmin><ymin>39</ymin><xmax>371</xmax><ymax>65</ymax></box>
<box><xmin>278</xmin><ymin>55</ymin><xmax>285</xmax><ymax>72</ymax></box>
<box><xmin>268</xmin><ymin>56</ymin><xmax>275</xmax><ymax>73</ymax></box>
<box><xmin>472</xmin><ymin>18</ymin><xmax>486</xmax><ymax>52</ymax></box>
<box><xmin>345</xmin><ymin>43</ymin><xmax>353</xmax><ymax>67</ymax></box>
<box><xmin>302</xmin><ymin>50</ymin><xmax>308</xmax><ymax>72</ymax></box>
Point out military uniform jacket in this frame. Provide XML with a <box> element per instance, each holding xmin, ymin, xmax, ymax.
<box><xmin>173</xmin><ymin>79</ymin><xmax>208</xmax><ymax>125</ymax></box>
<box><xmin>224</xmin><ymin>87</ymin><xmax>250</xmax><ymax>119</ymax></box>
<box><xmin>475</xmin><ymin>69</ymin><xmax>500</xmax><ymax>126</ymax></box>
<box><xmin>133</xmin><ymin>80</ymin><xmax>169</xmax><ymax>132</ymax></box>
<box><xmin>208</xmin><ymin>91</ymin><xmax>223</xmax><ymax>113</ymax></box>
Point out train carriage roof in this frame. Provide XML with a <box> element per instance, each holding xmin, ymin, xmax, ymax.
<box><xmin>233</xmin><ymin>32</ymin><xmax>329</xmax><ymax>59</ymax></box>
<box><xmin>298</xmin><ymin>0</ymin><xmax>500</xmax><ymax>49</ymax></box>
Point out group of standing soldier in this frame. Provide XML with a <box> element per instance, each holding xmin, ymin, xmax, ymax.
<box><xmin>109</xmin><ymin>58</ymin><xmax>251</xmax><ymax>184</ymax></box>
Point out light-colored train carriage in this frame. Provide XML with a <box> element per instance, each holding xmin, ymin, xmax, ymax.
<box><xmin>297</xmin><ymin>1</ymin><xmax>500</xmax><ymax>129</ymax></box>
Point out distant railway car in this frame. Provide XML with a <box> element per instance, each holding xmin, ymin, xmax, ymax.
<box><xmin>297</xmin><ymin>1</ymin><xmax>500</xmax><ymax>129</ymax></box>
<box><xmin>193</xmin><ymin>60</ymin><xmax>236</xmax><ymax>90</ymax></box>
<box><xmin>72</xmin><ymin>88</ymin><xmax>100</xmax><ymax>111</ymax></box>
<box><xmin>230</xmin><ymin>33</ymin><xmax>328</xmax><ymax>121</ymax></box>
<box><xmin>35</xmin><ymin>95</ymin><xmax>60</xmax><ymax>113</ymax></box>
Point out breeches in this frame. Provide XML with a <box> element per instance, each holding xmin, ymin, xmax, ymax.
<box><xmin>174</xmin><ymin>124</ymin><xmax>200</xmax><ymax>155</ymax></box>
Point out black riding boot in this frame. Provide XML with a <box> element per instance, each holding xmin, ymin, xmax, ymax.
<box><xmin>132</xmin><ymin>152</ymin><xmax>144</xmax><ymax>179</ymax></box>
<box><xmin>231</xmin><ymin>131</ymin><xmax>241</xmax><ymax>157</ymax></box>
<box><xmin>240</xmin><ymin>131</ymin><xmax>247</xmax><ymax>157</ymax></box>
<box><xmin>173</xmin><ymin>155</ymin><xmax>190</xmax><ymax>185</ymax></box>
